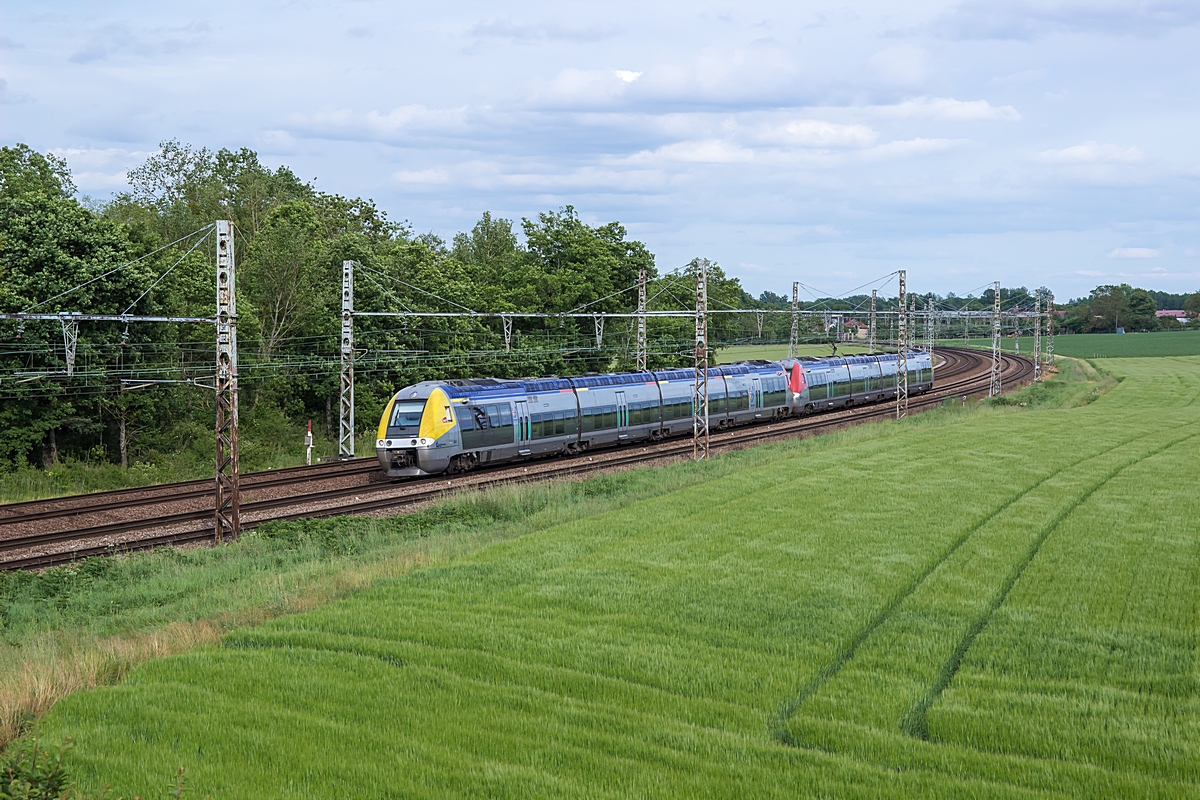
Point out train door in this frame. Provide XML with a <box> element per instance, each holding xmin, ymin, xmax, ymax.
<box><xmin>750</xmin><ymin>377</ymin><xmax>763</xmax><ymax>417</ymax></box>
<box><xmin>615</xmin><ymin>391</ymin><xmax>628</xmax><ymax>439</ymax></box>
<box><xmin>515</xmin><ymin>400</ymin><xmax>531</xmax><ymax>455</ymax></box>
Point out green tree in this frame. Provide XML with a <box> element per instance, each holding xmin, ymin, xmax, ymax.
<box><xmin>1126</xmin><ymin>288</ymin><xmax>1157</xmax><ymax>331</ymax></box>
<box><xmin>0</xmin><ymin>145</ymin><xmax>153</xmax><ymax>466</ymax></box>
<box><xmin>1184</xmin><ymin>293</ymin><xmax>1200</xmax><ymax>319</ymax></box>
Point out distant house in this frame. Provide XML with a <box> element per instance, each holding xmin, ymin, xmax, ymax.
<box><xmin>1157</xmin><ymin>309</ymin><xmax>1189</xmax><ymax>319</ymax></box>
<box><xmin>842</xmin><ymin>318</ymin><xmax>869</xmax><ymax>340</ymax></box>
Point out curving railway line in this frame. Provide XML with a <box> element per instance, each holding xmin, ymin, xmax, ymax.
<box><xmin>0</xmin><ymin>348</ymin><xmax>1033</xmax><ymax>571</ymax></box>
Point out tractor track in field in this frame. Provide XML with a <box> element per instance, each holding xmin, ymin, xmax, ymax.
<box><xmin>0</xmin><ymin>348</ymin><xmax>1031</xmax><ymax>571</ymax></box>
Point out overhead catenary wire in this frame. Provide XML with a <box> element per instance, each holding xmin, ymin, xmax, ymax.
<box><xmin>122</xmin><ymin>228</ymin><xmax>212</xmax><ymax>315</ymax></box>
<box><xmin>22</xmin><ymin>224</ymin><xmax>216</xmax><ymax>313</ymax></box>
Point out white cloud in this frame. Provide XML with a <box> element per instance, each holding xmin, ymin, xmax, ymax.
<box><xmin>468</xmin><ymin>18</ymin><xmax>621</xmax><ymax>44</ymax></box>
<box><xmin>1107</xmin><ymin>247</ymin><xmax>1161</xmax><ymax>258</ymax></box>
<box><xmin>868</xmin><ymin>45</ymin><xmax>930</xmax><ymax>87</ymax></box>
<box><xmin>629</xmin><ymin>139</ymin><xmax>755</xmax><ymax>164</ymax></box>
<box><xmin>759</xmin><ymin>120</ymin><xmax>878</xmax><ymax>148</ymax></box>
<box><xmin>875</xmin><ymin>96</ymin><xmax>1021</xmax><ymax>121</ymax></box>
<box><xmin>394</xmin><ymin>168</ymin><xmax>450</xmax><ymax>185</ymax></box>
<box><xmin>530</xmin><ymin>68</ymin><xmax>634</xmax><ymax>107</ymax></box>
<box><xmin>933</xmin><ymin>1</ymin><xmax>1200</xmax><ymax>41</ymax></box>
<box><xmin>862</xmin><ymin>138</ymin><xmax>966</xmax><ymax>160</ymax></box>
<box><xmin>1036</xmin><ymin>141</ymin><xmax>1145</xmax><ymax>163</ymax></box>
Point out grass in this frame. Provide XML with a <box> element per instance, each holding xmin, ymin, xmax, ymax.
<box><xmin>718</xmin><ymin>341</ymin><xmax>873</xmax><ymax>362</ymax></box>
<box><xmin>943</xmin><ymin>328</ymin><xmax>1200</xmax><ymax>359</ymax></box>
<box><xmin>23</xmin><ymin>353</ymin><xmax>1200</xmax><ymax>797</ymax></box>
<box><xmin>0</xmin><ymin>428</ymin><xmax>379</xmax><ymax>506</ymax></box>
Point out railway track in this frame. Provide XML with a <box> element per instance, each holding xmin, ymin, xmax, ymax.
<box><xmin>0</xmin><ymin>348</ymin><xmax>1031</xmax><ymax>570</ymax></box>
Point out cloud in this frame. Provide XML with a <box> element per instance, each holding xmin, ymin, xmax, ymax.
<box><xmin>755</xmin><ymin>119</ymin><xmax>878</xmax><ymax>148</ymax></box>
<box><xmin>1035</xmin><ymin>141</ymin><xmax>1145</xmax><ymax>163</ymax></box>
<box><xmin>530</xmin><ymin>68</ymin><xmax>642</xmax><ymax>108</ymax></box>
<box><xmin>289</xmin><ymin>105</ymin><xmax>474</xmax><ymax>144</ymax></box>
<box><xmin>468</xmin><ymin>18</ymin><xmax>621</xmax><ymax>44</ymax></box>
<box><xmin>862</xmin><ymin>138</ymin><xmax>966</xmax><ymax>160</ymax></box>
<box><xmin>933</xmin><ymin>1</ymin><xmax>1200</xmax><ymax>41</ymax></box>
<box><xmin>68</xmin><ymin>21</ymin><xmax>209</xmax><ymax>63</ymax></box>
<box><xmin>868</xmin><ymin>45</ymin><xmax>930</xmax><ymax>87</ymax></box>
<box><xmin>394</xmin><ymin>168</ymin><xmax>450</xmax><ymax>185</ymax></box>
<box><xmin>628</xmin><ymin>139</ymin><xmax>755</xmax><ymax>164</ymax></box>
<box><xmin>874</xmin><ymin>96</ymin><xmax>1021</xmax><ymax>121</ymax></box>
<box><xmin>0</xmin><ymin>36</ymin><xmax>23</xmax><ymax>49</ymax></box>
<box><xmin>1107</xmin><ymin>247</ymin><xmax>1161</xmax><ymax>258</ymax></box>
<box><xmin>1076</xmin><ymin>270</ymin><xmax>1108</xmax><ymax>276</ymax></box>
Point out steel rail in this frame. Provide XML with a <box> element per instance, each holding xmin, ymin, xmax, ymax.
<box><xmin>0</xmin><ymin>348</ymin><xmax>1026</xmax><ymax>570</ymax></box>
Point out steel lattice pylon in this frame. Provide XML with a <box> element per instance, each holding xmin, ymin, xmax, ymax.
<box><xmin>1045</xmin><ymin>291</ymin><xmax>1055</xmax><ymax>366</ymax></box>
<box><xmin>693</xmin><ymin>259</ymin><xmax>710</xmax><ymax>461</ymax></box>
<box><xmin>989</xmin><ymin>280</ymin><xmax>1002</xmax><ymax>396</ymax></box>
<box><xmin>869</xmin><ymin>289</ymin><xmax>877</xmax><ymax>354</ymax></box>
<box><xmin>214</xmin><ymin>220</ymin><xmax>240</xmax><ymax>542</ymax></box>
<box><xmin>61</xmin><ymin>314</ymin><xmax>79</xmax><ymax>377</ymax></box>
<box><xmin>635</xmin><ymin>269</ymin><xmax>647</xmax><ymax>370</ymax></box>
<box><xmin>896</xmin><ymin>270</ymin><xmax>908</xmax><ymax>419</ymax></box>
<box><xmin>788</xmin><ymin>281</ymin><xmax>799</xmax><ymax>359</ymax></box>
<box><xmin>339</xmin><ymin>260</ymin><xmax>355</xmax><ymax>457</ymax></box>
<box><xmin>1033</xmin><ymin>287</ymin><xmax>1042</xmax><ymax>382</ymax></box>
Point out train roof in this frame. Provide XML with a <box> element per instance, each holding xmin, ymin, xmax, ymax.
<box><xmin>401</xmin><ymin>362</ymin><xmax>786</xmax><ymax>401</ymax></box>
<box><xmin>394</xmin><ymin>350</ymin><xmax>929</xmax><ymax>400</ymax></box>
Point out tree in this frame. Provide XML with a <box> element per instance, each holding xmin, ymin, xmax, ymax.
<box><xmin>1126</xmin><ymin>288</ymin><xmax>1157</xmax><ymax>331</ymax></box>
<box><xmin>0</xmin><ymin>144</ymin><xmax>151</xmax><ymax>466</ymax></box>
<box><xmin>1185</xmin><ymin>293</ymin><xmax>1200</xmax><ymax>319</ymax></box>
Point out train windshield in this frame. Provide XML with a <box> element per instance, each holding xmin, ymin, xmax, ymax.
<box><xmin>388</xmin><ymin>400</ymin><xmax>425</xmax><ymax>433</ymax></box>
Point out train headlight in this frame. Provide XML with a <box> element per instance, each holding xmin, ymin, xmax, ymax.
<box><xmin>377</xmin><ymin>439</ymin><xmax>385</xmax><ymax>448</ymax></box>
<box><xmin>410</xmin><ymin>439</ymin><xmax>417</xmax><ymax>446</ymax></box>
<box><xmin>419</xmin><ymin>438</ymin><xmax>428</xmax><ymax>445</ymax></box>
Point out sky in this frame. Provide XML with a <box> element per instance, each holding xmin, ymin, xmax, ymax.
<box><xmin>2</xmin><ymin>1</ymin><xmax>1199</xmax><ymax>302</ymax></box>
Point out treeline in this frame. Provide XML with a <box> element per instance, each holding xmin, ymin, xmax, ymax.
<box><xmin>1059</xmin><ymin>284</ymin><xmax>1199</xmax><ymax>333</ymax></box>
<box><xmin>2</xmin><ymin>142</ymin><xmax>767</xmax><ymax>470</ymax></box>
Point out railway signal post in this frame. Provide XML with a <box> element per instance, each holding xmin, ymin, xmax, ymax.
<box><xmin>339</xmin><ymin>260</ymin><xmax>355</xmax><ymax>457</ymax></box>
<box><xmin>693</xmin><ymin>258</ymin><xmax>710</xmax><ymax>461</ymax></box>
<box><xmin>214</xmin><ymin>220</ymin><xmax>240</xmax><ymax>543</ymax></box>
<box><xmin>897</xmin><ymin>270</ymin><xmax>908</xmax><ymax>419</ymax></box>
<box><xmin>989</xmin><ymin>281</ymin><xmax>1002</xmax><ymax>397</ymax></box>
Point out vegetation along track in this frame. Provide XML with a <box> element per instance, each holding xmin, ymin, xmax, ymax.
<box><xmin>0</xmin><ymin>348</ymin><xmax>1029</xmax><ymax>570</ymax></box>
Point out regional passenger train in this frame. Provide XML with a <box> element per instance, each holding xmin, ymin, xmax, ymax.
<box><xmin>375</xmin><ymin>352</ymin><xmax>933</xmax><ymax>478</ymax></box>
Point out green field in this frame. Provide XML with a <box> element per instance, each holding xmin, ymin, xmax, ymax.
<box><xmin>944</xmin><ymin>329</ymin><xmax>1200</xmax><ymax>359</ymax></box>
<box><xmin>36</xmin><ymin>356</ymin><xmax>1200</xmax><ymax>797</ymax></box>
<box><xmin>719</xmin><ymin>341</ymin><xmax>873</xmax><ymax>362</ymax></box>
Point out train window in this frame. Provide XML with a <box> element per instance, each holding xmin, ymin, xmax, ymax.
<box><xmin>389</xmin><ymin>401</ymin><xmax>425</xmax><ymax>433</ymax></box>
<box><xmin>554</xmin><ymin>411</ymin><xmax>565</xmax><ymax>435</ymax></box>
<box><xmin>581</xmin><ymin>408</ymin><xmax>594</xmax><ymax>432</ymax></box>
<box><xmin>565</xmin><ymin>409</ymin><xmax>578</xmax><ymax>435</ymax></box>
<box><xmin>603</xmin><ymin>405</ymin><xmax>617</xmax><ymax>427</ymax></box>
<box><xmin>530</xmin><ymin>412</ymin><xmax>542</xmax><ymax>438</ymax></box>
<box><xmin>486</xmin><ymin>405</ymin><xmax>500</xmax><ymax>428</ymax></box>
<box><xmin>459</xmin><ymin>411</ymin><xmax>475</xmax><ymax>431</ymax></box>
<box><xmin>499</xmin><ymin>405</ymin><xmax>513</xmax><ymax>426</ymax></box>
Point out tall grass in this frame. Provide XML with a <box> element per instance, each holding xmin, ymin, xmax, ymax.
<box><xmin>26</xmin><ymin>356</ymin><xmax>1200</xmax><ymax>797</ymax></box>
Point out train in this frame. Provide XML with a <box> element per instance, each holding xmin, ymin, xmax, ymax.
<box><xmin>375</xmin><ymin>351</ymin><xmax>934</xmax><ymax>478</ymax></box>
